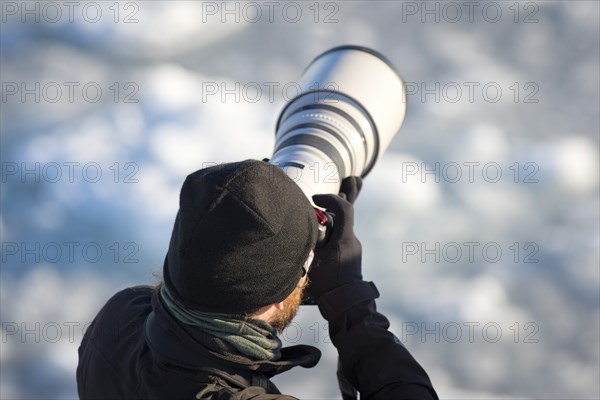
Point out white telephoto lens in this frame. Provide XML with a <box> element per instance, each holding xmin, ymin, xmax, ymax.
<box><xmin>272</xmin><ymin>45</ymin><xmax>407</xmax><ymax>202</ymax></box>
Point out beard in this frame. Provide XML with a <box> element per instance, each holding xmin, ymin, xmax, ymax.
<box><xmin>269</xmin><ymin>282</ymin><xmax>306</xmax><ymax>333</ymax></box>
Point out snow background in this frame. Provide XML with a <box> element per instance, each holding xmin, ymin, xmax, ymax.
<box><xmin>1</xmin><ymin>1</ymin><xmax>599</xmax><ymax>399</ymax></box>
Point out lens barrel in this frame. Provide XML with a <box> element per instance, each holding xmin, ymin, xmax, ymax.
<box><xmin>271</xmin><ymin>45</ymin><xmax>407</xmax><ymax>201</ymax></box>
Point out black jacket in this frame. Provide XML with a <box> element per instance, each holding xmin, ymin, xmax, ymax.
<box><xmin>77</xmin><ymin>284</ymin><xmax>438</xmax><ymax>399</ymax></box>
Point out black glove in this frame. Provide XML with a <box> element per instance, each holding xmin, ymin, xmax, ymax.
<box><xmin>337</xmin><ymin>175</ymin><xmax>362</xmax><ymax>204</ymax></box>
<box><xmin>305</xmin><ymin>176</ymin><xmax>363</xmax><ymax>301</ymax></box>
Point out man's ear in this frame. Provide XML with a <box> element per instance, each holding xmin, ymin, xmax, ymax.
<box><xmin>273</xmin><ymin>301</ymin><xmax>284</xmax><ymax>311</ymax></box>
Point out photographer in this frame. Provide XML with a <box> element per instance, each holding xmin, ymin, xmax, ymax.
<box><xmin>77</xmin><ymin>160</ymin><xmax>438</xmax><ymax>399</ymax></box>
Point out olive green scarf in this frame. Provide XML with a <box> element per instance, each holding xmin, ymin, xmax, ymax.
<box><xmin>160</xmin><ymin>284</ymin><xmax>281</xmax><ymax>361</ymax></box>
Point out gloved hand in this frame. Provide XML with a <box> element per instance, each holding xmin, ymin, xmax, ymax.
<box><xmin>305</xmin><ymin>176</ymin><xmax>363</xmax><ymax>301</ymax></box>
<box><xmin>337</xmin><ymin>175</ymin><xmax>363</xmax><ymax>204</ymax></box>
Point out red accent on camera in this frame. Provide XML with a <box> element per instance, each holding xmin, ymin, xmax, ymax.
<box><xmin>314</xmin><ymin>208</ymin><xmax>329</xmax><ymax>225</ymax></box>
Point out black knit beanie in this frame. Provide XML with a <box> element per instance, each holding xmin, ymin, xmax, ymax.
<box><xmin>163</xmin><ymin>159</ymin><xmax>318</xmax><ymax>314</ymax></box>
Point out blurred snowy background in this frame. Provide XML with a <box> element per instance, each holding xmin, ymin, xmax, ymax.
<box><xmin>1</xmin><ymin>1</ymin><xmax>598</xmax><ymax>399</ymax></box>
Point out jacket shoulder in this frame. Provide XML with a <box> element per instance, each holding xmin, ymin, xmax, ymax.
<box><xmin>107</xmin><ymin>285</ymin><xmax>155</xmax><ymax>308</ymax></box>
<box><xmin>87</xmin><ymin>286</ymin><xmax>153</xmax><ymax>335</ymax></box>
<box><xmin>77</xmin><ymin>285</ymin><xmax>156</xmax><ymax>398</ymax></box>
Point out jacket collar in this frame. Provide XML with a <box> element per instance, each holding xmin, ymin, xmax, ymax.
<box><xmin>144</xmin><ymin>289</ymin><xmax>321</xmax><ymax>379</ymax></box>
